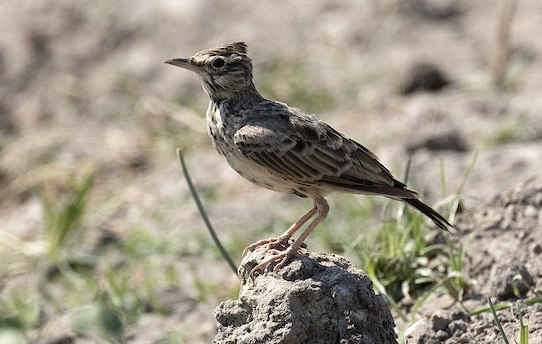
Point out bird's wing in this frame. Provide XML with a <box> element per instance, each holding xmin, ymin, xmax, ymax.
<box><xmin>233</xmin><ymin>108</ymin><xmax>417</xmax><ymax>199</ymax></box>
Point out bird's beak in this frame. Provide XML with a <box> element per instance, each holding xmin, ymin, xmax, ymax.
<box><xmin>163</xmin><ymin>57</ymin><xmax>199</xmax><ymax>72</ymax></box>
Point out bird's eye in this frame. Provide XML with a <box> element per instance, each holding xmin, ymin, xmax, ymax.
<box><xmin>211</xmin><ymin>57</ymin><xmax>225</xmax><ymax>69</ymax></box>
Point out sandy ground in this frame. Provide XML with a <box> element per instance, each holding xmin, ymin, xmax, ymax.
<box><xmin>1</xmin><ymin>0</ymin><xmax>541</xmax><ymax>343</ymax></box>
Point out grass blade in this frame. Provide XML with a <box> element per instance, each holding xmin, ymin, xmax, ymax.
<box><xmin>177</xmin><ymin>149</ymin><xmax>237</xmax><ymax>275</ymax></box>
<box><xmin>470</xmin><ymin>296</ymin><xmax>542</xmax><ymax>316</ymax></box>
<box><xmin>515</xmin><ymin>301</ymin><xmax>529</xmax><ymax>344</ymax></box>
<box><xmin>488</xmin><ymin>297</ymin><xmax>510</xmax><ymax>344</ymax></box>
<box><xmin>520</xmin><ymin>323</ymin><xmax>528</xmax><ymax>344</ymax></box>
<box><xmin>519</xmin><ymin>313</ymin><xmax>528</xmax><ymax>344</ymax></box>
<box><xmin>456</xmin><ymin>150</ymin><xmax>478</xmax><ymax>196</ymax></box>
<box><xmin>440</xmin><ymin>157</ymin><xmax>448</xmax><ymax>199</ymax></box>
<box><xmin>42</xmin><ymin>170</ymin><xmax>95</xmax><ymax>259</ymax></box>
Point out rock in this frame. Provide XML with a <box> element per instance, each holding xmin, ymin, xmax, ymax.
<box><xmin>398</xmin><ymin>0</ymin><xmax>463</xmax><ymax>20</ymax></box>
<box><xmin>0</xmin><ymin>101</ymin><xmax>17</xmax><ymax>135</ymax></box>
<box><xmin>406</xmin><ymin>311</ymin><xmax>471</xmax><ymax>344</ymax></box>
<box><xmin>430</xmin><ymin>310</ymin><xmax>452</xmax><ymax>331</ymax></box>
<box><xmin>490</xmin><ymin>259</ymin><xmax>534</xmax><ymax>300</ymax></box>
<box><xmin>404</xmin><ymin>319</ymin><xmax>438</xmax><ymax>344</ymax></box>
<box><xmin>399</xmin><ymin>62</ymin><xmax>450</xmax><ymax>95</ymax></box>
<box><xmin>43</xmin><ymin>336</ymin><xmax>75</xmax><ymax>344</ymax></box>
<box><xmin>214</xmin><ymin>248</ymin><xmax>397</xmax><ymax>344</ymax></box>
<box><xmin>533</xmin><ymin>243</ymin><xmax>542</xmax><ymax>255</ymax></box>
<box><xmin>406</xmin><ymin>129</ymin><xmax>469</xmax><ymax>153</ymax></box>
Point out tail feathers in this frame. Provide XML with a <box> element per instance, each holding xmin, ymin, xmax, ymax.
<box><xmin>403</xmin><ymin>198</ymin><xmax>453</xmax><ymax>232</ymax></box>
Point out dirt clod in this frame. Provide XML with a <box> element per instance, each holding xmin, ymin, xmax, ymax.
<box><xmin>399</xmin><ymin>62</ymin><xmax>450</xmax><ymax>94</ymax></box>
<box><xmin>214</xmin><ymin>249</ymin><xmax>397</xmax><ymax>344</ymax></box>
<box><xmin>406</xmin><ymin>129</ymin><xmax>469</xmax><ymax>154</ymax></box>
<box><xmin>490</xmin><ymin>259</ymin><xmax>534</xmax><ymax>300</ymax></box>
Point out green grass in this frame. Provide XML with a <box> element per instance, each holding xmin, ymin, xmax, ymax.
<box><xmin>517</xmin><ymin>304</ymin><xmax>529</xmax><ymax>344</ymax></box>
<box><xmin>484</xmin><ymin>114</ymin><xmax>542</xmax><ymax>147</ymax></box>
<box><xmin>0</xmin><ymin>224</ymin><xmax>196</xmax><ymax>343</ymax></box>
<box><xmin>0</xmin><ymin>288</ymin><xmax>40</xmax><ymax>330</ymax></box>
<box><xmin>348</xmin><ymin>200</ymin><xmax>467</xmax><ymax>319</ymax></box>
<box><xmin>0</xmin><ymin>167</ymin><xmax>205</xmax><ymax>344</ymax></box>
<box><xmin>71</xmin><ymin>302</ymin><xmax>124</xmax><ymax>344</ymax></box>
<box><xmin>41</xmin><ymin>169</ymin><xmax>95</xmax><ymax>260</ymax></box>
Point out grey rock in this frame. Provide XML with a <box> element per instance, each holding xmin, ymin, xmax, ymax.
<box><xmin>430</xmin><ymin>310</ymin><xmax>452</xmax><ymax>332</ymax></box>
<box><xmin>406</xmin><ymin>129</ymin><xmax>469</xmax><ymax>154</ymax></box>
<box><xmin>490</xmin><ymin>259</ymin><xmax>534</xmax><ymax>300</ymax></box>
<box><xmin>406</xmin><ymin>310</ymin><xmax>471</xmax><ymax>344</ymax></box>
<box><xmin>399</xmin><ymin>62</ymin><xmax>450</xmax><ymax>95</ymax></box>
<box><xmin>214</xmin><ymin>248</ymin><xmax>397</xmax><ymax>344</ymax></box>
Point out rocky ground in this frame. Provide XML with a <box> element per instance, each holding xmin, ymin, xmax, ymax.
<box><xmin>1</xmin><ymin>0</ymin><xmax>541</xmax><ymax>343</ymax></box>
<box><xmin>406</xmin><ymin>180</ymin><xmax>542</xmax><ymax>343</ymax></box>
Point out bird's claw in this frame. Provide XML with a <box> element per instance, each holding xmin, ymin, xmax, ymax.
<box><xmin>249</xmin><ymin>246</ymin><xmax>305</xmax><ymax>274</ymax></box>
<box><xmin>242</xmin><ymin>236</ymin><xmax>290</xmax><ymax>257</ymax></box>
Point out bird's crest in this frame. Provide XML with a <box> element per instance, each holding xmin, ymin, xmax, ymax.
<box><xmin>197</xmin><ymin>42</ymin><xmax>248</xmax><ymax>58</ymax></box>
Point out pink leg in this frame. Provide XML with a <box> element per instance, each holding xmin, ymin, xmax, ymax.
<box><xmin>242</xmin><ymin>204</ymin><xmax>319</xmax><ymax>256</ymax></box>
<box><xmin>251</xmin><ymin>197</ymin><xmax>329</xmax><ymax>273</ymax></box>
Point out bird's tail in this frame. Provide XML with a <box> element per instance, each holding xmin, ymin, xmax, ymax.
<box><xmin>403</xmin><ymin>198</ymin><xmax>453</xmax><ymax>232</ymax></box>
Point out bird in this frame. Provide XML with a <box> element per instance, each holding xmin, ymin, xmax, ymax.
<box><xmin>164</xmin><ymin>42</ymin><xmax>453</xmax><ymax>272</ymax></box>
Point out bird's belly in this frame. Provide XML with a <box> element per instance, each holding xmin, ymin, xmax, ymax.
<box><xmin>224</xmin><ymin>150</ymin><xmax>299</xmax><ymax>194</ymax></box>
<box><xmin>206</xmin><ymin>105</ymin><xmax>308</xmax><ymax>195</ymax></box>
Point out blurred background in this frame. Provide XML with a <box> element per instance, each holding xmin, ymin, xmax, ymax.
<box><xmin>1</xmin><ymin>0</ymin><xmax>541</xmax><ymax>343</ymax></box>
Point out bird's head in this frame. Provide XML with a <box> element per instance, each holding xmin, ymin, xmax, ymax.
<box><xmin>164</xmin><ymin>42</ymin><xmax>254</xmax><ymax>102</ymax></box>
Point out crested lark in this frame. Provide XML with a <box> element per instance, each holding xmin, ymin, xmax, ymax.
<box><xmin>165</xmin><ymin>42</ymin><xmax>452</xmax><ymax>271</ymax></box>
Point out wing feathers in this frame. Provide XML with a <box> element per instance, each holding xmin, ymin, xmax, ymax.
<box><xmin>233</xmin><ymin>111</ymin><xmax>407</xmax><ymax>196</ymax></box>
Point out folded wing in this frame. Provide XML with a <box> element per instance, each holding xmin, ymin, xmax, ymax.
<box><xmin>233</xmin><ymin>108</ymin><xmax>418</xmax><ymax>199</ymax></box>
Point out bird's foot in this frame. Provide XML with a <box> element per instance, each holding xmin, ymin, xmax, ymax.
<box><xmin>250</xmin><ymin>246</ymin><xmax>304</xmax><ymax>274</ymax></box>
<box><xmin>241</xmin><ymin>236</ymin><xmax>290</xmax><ymax>257</ymax></box>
